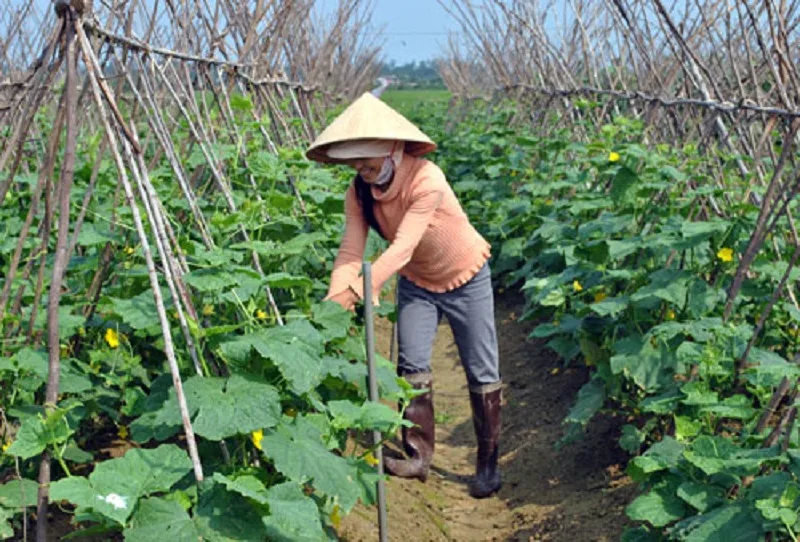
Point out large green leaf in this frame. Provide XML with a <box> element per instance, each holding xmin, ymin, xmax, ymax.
<box><xmin>626</xmin><ymin>482</ymin><xmax>686</xmax><ymax>527</ymax></box>
<box><xmin>676</xmin><ymin>481</ymin><xmax>726</xmax><ymax>513</ymax></box>
<box><xmin>183</xmin><ymin>268</ymin><xmax>240</xmax><ymax>292</ymax></box>
<box><xmin>253</xmin><ymin>339</ymin><xmax>323</xmax><ymax>395</ymax></box>
<box><xmin>610</xmin><ymin>166</ymin><xmax>638</xmax><ymax>206</ymax></box>
<box><xmin>631</xmin><ymin>269</ymin><xmax>690</xmax><ymax>309</ymax></box>
<box><xmin>683</xmin><ymin>436</ymin><xmax>783</xmax><ymax>476</ymax></box>
<box><xmin>0</xmin><ymin>479</ymin><xmax>38</xmax><ymax>508</ymax></box>
<box><xmin>0</xmin><ymin>508</ymin><xmax>14</xmax><ymax>540</ymax></box>
<box><xmin>328</xmin><ymin>400</ymin><xmax>405</xmax><ymax>432</ymax></box>
<box><xmin>312</xmin><ymin>302</ymin><xmax>352</xmax><ymax>342</ymax></box>
<box><xmin>629</xmin><ymin>437</ymin><xmax>685</xmax><ymax>478</ymax></box>
<box><xmin>211</xmin><ymin>473</ymin><xmax>268</xmax><ymax>505</ymax></box>
<box><xmin>668</xmin><ymin>503</ymin><xmax>764</xmax><ymax>541</ymax></box>
<box><xmin>262</xmin><ymin>417</ymin><xmax>362</xmax><ymax>513</ymax></box>
<box><xmin>193</xmin><ymin>482</ymin><xmax>267</xmax><ymax>541</ymax></box>
<box><xmin>6</xmin><ymin>408</ymin><xmax>74</xmax><ymax>460</ymax></box>
<box><xmin>564</xmin><ymin>377</ymin><xmax>605</xmax><ymax>426</ymax></box>
<box><xmin>262</xmin><ymin>482</ymin><xmax>328</xmax><ymax>542</ymax></box>
<box><xmin>131</xmin><ymin>375</ymin><xmax>281</xmax><ymax>442</ymax></box>
<box><xmin>123</xmin><ymin>497</ymin><xmax>200</xmax><ymax>541</ymax></box>
<box><xmin>110</xmin><ymin>291</ymin><xmax>161</xmax><ymax>331</ymax></box>
<box><xmin>50</xmin><ymin>444</ymin><xmax>192</xmax><ymax>524</ymax></box>
<box><xmin>590</xmin><ymin>295</ymin><xmax>630</xmax><ymax>317</ymax></box>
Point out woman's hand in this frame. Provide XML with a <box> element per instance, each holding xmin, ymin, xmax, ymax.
<box><xmin>327</xmin><ymin>287</ymin><xmax>359</xmax><ymax>312</ymax></box>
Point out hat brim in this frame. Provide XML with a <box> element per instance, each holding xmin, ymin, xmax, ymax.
<box><xmin>305</xmin><ymin>92</ymin><xmax>437</xmax><ymax>164</ymax></box>
<box><xmin>307</xmin><ymin>138</ymin><xmax>437</xmax><ymax>164</ymax></box>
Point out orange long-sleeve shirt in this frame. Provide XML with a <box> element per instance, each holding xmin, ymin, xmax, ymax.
<box><xmin>326</xmin><ymin>154</ymin><xmax>491</xmax><ymax>301</ymax></box>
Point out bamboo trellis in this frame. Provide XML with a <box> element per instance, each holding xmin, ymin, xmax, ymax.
<box><xmin>0</xmin><ymin>1</ymin><xmax>383</xmax><ymax>540</ymax></box>
<box><xmin>440</xmin><ymin>0</ymin><xmax>800</xmax><ymax>469</ymax></box>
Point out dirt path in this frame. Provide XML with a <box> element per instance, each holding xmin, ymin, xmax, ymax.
<box><xmin>339</xmin><ymin>297</ymin><xmax>637</xmax><ymax>541</ymax></box>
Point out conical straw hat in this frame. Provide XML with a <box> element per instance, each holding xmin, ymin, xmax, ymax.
<box><xmin>306</xmin><ymin>92</ymin><xmax>437</xmax><ymax>163</ymax></box>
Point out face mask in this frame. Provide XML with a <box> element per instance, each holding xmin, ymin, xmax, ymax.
<box><xmin>372</xmin><ymin>157</ymin><xmax>394</xmax><ymax>186</ymax></box>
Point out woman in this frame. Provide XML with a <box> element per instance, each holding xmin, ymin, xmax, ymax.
<box><xmin>306</xmin><ymin>92</ymin><xmax>502</xmax><ymax>498</ymax></box>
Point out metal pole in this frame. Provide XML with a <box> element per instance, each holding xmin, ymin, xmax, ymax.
<box><xmin>363</xmin><ymin>262</ymin><xmax>388</xmax><ymax>542</ymax></box>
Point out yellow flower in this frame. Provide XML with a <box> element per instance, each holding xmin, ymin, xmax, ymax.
<box><xmin>666</xmin><ymin>309</ymin><xmax>676</xmax><ymax>320</ymax></box>
<box><xmin>330</xmin><ymin>504</ymin><xmax>342</xmax><ymax>528</ymax></box>
<box><xmin>573</xmin><ymin>281</ymin><xmax>583</xmax><ymax>292</ymax></box>
<box><xmin>608</xmin><ymin>151</ymin><xmax>620</xmax><ymax>162</ymax></box>
<box><xmin>363</xmin><ymin>451</ymin><xmax>379</xmax><ymax>467</ymax></box>
<box><xmin>594</xmin><ymin>292</ymin><xmax>607</xmax><ymax>303</ymax></box>
<box><xmin>117</xmin><ymin>425</ymin><xmax>129</xmax><ymax>440</ymax></box>
<box><xmin>1</xmin><ymin>441</ymin><xmax>11</xmax><ymax>453</ymax></box>
<box><xmin>124</xmin><ymin>246</ymin><xmax>135</xmax><ymax>256</ymax></box>
<box><xmin>251</xmin><ymin>429</ymin><xmax>264</xmax><ymax>451</ymax></box>
<box><xmin>256</xmin><ymin>310</ymin><xmax>268</xmax><ymax>320</ymax></box>
<box><xmin>717</xmin><ymin>247</ymin><xmax>734</xmax><ymax>263</ymax></box>
<box><xmin>202</xmin><ymin>304</ymin><xmax>215</xmax><ymax>316</ymax></box>
<box><xmin>105</xmin><ymin>328</ymin><xmax>120</xmax><ymax>349</ymax></box>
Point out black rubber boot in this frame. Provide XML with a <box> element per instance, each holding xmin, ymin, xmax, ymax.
<box><xmin>468</xmin><ymin>384</ymin><xmax>502</xmax><ymax>498</ymax></box>
<box><xmin>384</xmin><ymin>373</ymin><xmax>434</xmax><ymax>482</ymax></box>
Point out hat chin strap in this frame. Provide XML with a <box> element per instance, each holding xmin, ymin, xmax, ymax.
<box><xmin>372</xmin><ymin>157</ymin><xmax>394</xmax><ymax>186</ymax></box>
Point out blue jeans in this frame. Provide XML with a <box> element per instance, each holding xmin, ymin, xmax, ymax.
<box><xmin>396</xmin><ymin>263</ymin><xmax>501</xmax><ymax>390</ymax></box>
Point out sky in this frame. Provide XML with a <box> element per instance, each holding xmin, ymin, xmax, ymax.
<box><xmin>14</xmin><ymin>0</ymin><xmax>461</xmax><ymax>64</ymax></box>
<box><xmin>320</xmin><ymin>0</ymin><xmax>461</xmax><ymax>64</ymax></box>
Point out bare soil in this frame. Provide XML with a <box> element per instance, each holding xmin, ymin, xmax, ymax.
<box><xmin>338</xmin><ymin>296</ymin><xmax>637</xmax><ymax>542</ymax></box>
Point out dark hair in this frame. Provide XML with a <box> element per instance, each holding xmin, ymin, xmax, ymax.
<box><xmin>354</xmin><ymin>175</ymin><xmax>386</xmax><ymax>239</ymax></box>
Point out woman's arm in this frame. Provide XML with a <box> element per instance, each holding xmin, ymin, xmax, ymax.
<box><xmin>351</xmin><ymin>180</ymin><xmax>443</xmax><ymax>299</ymax></box>
<box><xmin>325</xmin><ymin>184</ymin><xmax>368</xmax><ymax>302</ymax></box>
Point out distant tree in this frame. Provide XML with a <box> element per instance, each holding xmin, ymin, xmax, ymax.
<box><xmin>379</xmin><ymin>60</ymin><xmax>445</xmax><ymax>89</ymax></box>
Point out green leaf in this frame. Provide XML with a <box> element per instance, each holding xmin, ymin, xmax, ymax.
<box><xmin>211</xmin><ymin>473</ymin><xmax>267</xmax><ymax>505</ymax></box>
<box><xmin>263</xmin><ymin>272</ymin><xmax>313</xmax><ymax>289</ymax></box>
<box><xmin>50</xmin><ymin>444</ymin><xmax>192</xmax><ymax>524</ymax></box>
<box><xmin>668</xmin><ymin>503</ymin><xmax>763</xmax><ymax>541</ymax></box>
<box><xmin>629</xmin><ymin>437</ymin><xmax>685</xmax><ymax>477</ymax></box>
<box><xmin>674</xmin><ymin>416</ymin><xmax>702</xmax><ymax>441</ymax></box>
<box><xmin>132</xmin><ymin>375</ymin><xmax>281</xmax><ymax>442</ymax></box>
<box><xmin>0</xmin><ymin>516</ymin><xmax>12</xmax><ymax>541</ymax></box>
<box><xmin>590</xmin><ymin>296</ymin><xmax>630</xmax><ymax>317</ymax></box>
<box><xmin>540</xmin><ymin>288</ymin><xmax>565</xmax><ymax>307</ymax></box>
<box><xmin>312</xmin><ymin>302</ymin><xmax>352</xmax><ymax>342</ymax></box>
<box><xmin>619</xmin><ymin>424</ymin><xmax>645</xmax><ymax>454</ymax></box>
<box><xmin>262</xmin><ymin>417</ymin><xmax>361</xmax><ymax>513</ymax></box>
<box><xmin>193</xmin><ymin>482</ymin><xmax>267</xmax><ymax>541</ymax></box>
<box><xmin>110</xmin><ymin>291</ymin><xmax>161</xmax><ymax>331</ymax></box>
<box><xmin>631</xmin><ymin>269</ymin><xmax>690</xmax><ymax>309</ymax></box>
<box><xmin>564</xmin><ymin>377</ymin><xmax>605</xmax><ymax>426</ymax></box>
<box><xmin>0</xmin><ymin>508</ymin><xmax>14</xmax><ymax>540</ymax></box>
<box><xmin>183</xmin><ymin>268</ymin><xmax>240</xmax><ymax>292</ymax></box>
<box><xmin>0</xmin><ymin>479</ymin><xmax>38</xmax><ymax>508</ymax></box>
<box><xmin>253</xmin><ymin>339</ymin><xmax>323</xmax><ymax>396</ymax></box>
<box><xmin>676</xmin><ymin>481</ymin><xmax>726</xmax><ymax>512</ymax></box>
<box><xmin>680</xmin><ymin>220</ymin><xmax>729</xmax><ymax>240</ymax></box>
<box><xmin>700</xmin><ymin>395</ymin><xmax>756</xmax><ymax>420</ymax></box>
<box><xmin>610</xmin><ymin>166</ymin><xmax>638</xmax><ymax>206</ymax></box>
<box><xmin>262</xmin><ymin>482</ymin><xmax>327</xmax><ymax>542</ymax></box>
<box><xmin>123</xmin><ymin>497</ymin><xmax>200</xmax><ymax>541</ymax></box>
<box><xmin>187</xmin><ymin>375</ymin><xmax>282</xmax><ymax>441</ymax></box>
<box><xmin>683</xmin><ymin>436</ymin><xmax>782</xmax><ymax>476</ymax></box>
<box><xmin>626</xmin><ymin>483</ymin><xmax>686</xmax><ymax>527</ymax></box>
<box><xmin>607</xmin><ymin>239</ymin><xmax>641</xmax><ymax>260</ymax></box>
<box><xmin>77</xmin><ymin>222</ymin><xmax>118</xmax><ymax>247</ymax></box>
<box><xmin>6</xmin><ymin>411</ymin><xmax>72</xmax><ymax>460</ymax></box>
<box><xmin>328</xmin><ymin>400</ymin><xmax>404</xmax><ymax>432</ymax></box>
